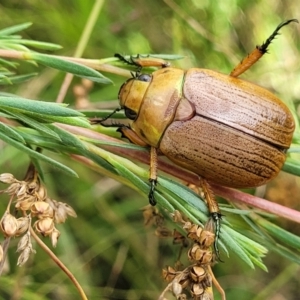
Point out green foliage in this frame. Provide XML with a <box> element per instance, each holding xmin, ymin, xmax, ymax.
<box><xmin>0</xmin><ymin>1</ymin><xmax>300</xmax><ymax>300</ymax></box>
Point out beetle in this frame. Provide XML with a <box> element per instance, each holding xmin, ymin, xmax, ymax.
<box><xmin>101</xmin><ymin>19</ymin><xmax>297</xmax><ymax>257</ymax></box>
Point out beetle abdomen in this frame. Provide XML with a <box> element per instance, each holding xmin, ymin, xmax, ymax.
<box><xmin>159</xmin><ymin>116</ymin><xmax>286</xmax><ymax>188</ymax></box>
<box><xmin>183</xmin><ymin>69</ymin><xmax>295</xmax><ymax>149</ymax></box>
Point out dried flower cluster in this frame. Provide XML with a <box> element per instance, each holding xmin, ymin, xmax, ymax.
<box><xmin>0</xmin><ymin>172</ymin><xmax>77</xmax><ymax>266</ymax></box>
<box><xmin>142</xmin><ymin>206</ymin><xmax>225</xmax><ymax>300</ymax></box>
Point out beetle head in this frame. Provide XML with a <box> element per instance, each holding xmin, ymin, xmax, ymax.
<box><xmin>118</xmin><ymin>73</ymin><xmax>152</xmax><ymax>120</ymax></box>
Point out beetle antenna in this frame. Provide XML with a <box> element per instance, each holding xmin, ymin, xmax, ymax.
<box><xmin>259</xmin><ymin>18</ymin><xmax>298</xmax><ymax>53</ymax></box>
<box><xmin>90</xmin><ymin>107</ymin><xmax>123</xmax><ymax>125</ymax></box>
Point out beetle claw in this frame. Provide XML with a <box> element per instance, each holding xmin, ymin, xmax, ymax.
<box><xmin>148</xmin><ymin>179</ymin><xmax>157</xmax><ymax>206</ymax></box>
<box><xmin>211</xmin><ymin>212</ymin><xmax>224</xmax><ymax>262</ymax></box>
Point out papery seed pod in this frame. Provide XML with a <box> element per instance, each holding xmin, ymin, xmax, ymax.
<box><xmin>190</xmin><ymin>283</ymin><xmax>204</xmax><ymax>297</ymax></box>
<box><xmin>36</xmin><ymin>185</ymin><xmax>47</xmax><ymax>201</ymax></box>
<box><xmin>1</xmin><ymin>213</ymin><xmax>18</xmax><ymax>237</ymax></box>
<box><xmin>199</xmin><ymin>230</ymin><xmax>215</xmax><ymax>249</ymax></box>
<box><xmin>177</xmin><ymin>294</ymin><xmax>187</xmax><ymax>300</ymax></box>
<box><xmin>0</xmin><ymin>173</ymin><xmax>16</xmax><ymax>184</ymax></box>
<box><xmin>190</xmin><ymin>266</ymin><xmax>206</xmax><ymax>283</ymax></box>
<box><xmin>15</xmin><ymin>217</ymin><xmax>30</xmax><ymax>236</ymax></box>
<box><xmin>27</xmin><ymin>181</ymin><xmax>38</xmax><ymax>192</ymax></box>
<box><xmin>34</xmin><ymin>218</ymin><xmax>54</xmax><ymax>236</ymax></box>
<box><xmin>5</xmin><ymin>182</ymin><xmax>21</xmax><ymax>195</ymax></box>
<box><xmin>16</xmin><ymin>182</ymin><xmax>28</xmax><ymax>197</ymax></box>
<box><xmin>179</xmin><ymin>276</ymin><xmax>190</xmax><ymax>290</ymax></box>
<box><xmin>15</xmin><ymin>196</ymin><xmax>35</xmax><ymax>211</ymax></box>
<box><xmin>17</xmin><ymin>232</ymin><xmax>30</xmax><ymax>252</ymax></box>
<box><xmin>63</xmin><ymin>203</ymin><xmax>77</xmax><ymax>218</ymax></box>
<box><xmin>182</xmin><ymin>221</ymin><xmax>192</xmax><ymax>231</ymax></box>
<box><xmin>172</xmin><ymin>210</ymin><xmax>184</xmax><ymax>223</ymax></box>
<box><xmin>188</xmin><ymin>244</ymin><xmax>204</xmax><ymax>262</ymax></box>
<box><xmin>31</xmin><ymin>201</ymin><xmax>50</xmax><ymax>217</ymax></box>
<box><xmin>54</xmin><ymin>204</ymin><xmax>68</xmax><ymax>224</ymax></box>
<box><xmin>50</xmin><ymin>227</ymin><xmax>60</xmax><ymax>248</ymax></box>
<box><xmin>172</xmin><ymin>281</ymin><xmax>183</xmax><ymax>297</ymax></box>
<box><xmin>17</xmin><ymin>247</ymin><xmax>31</xmax><ymax>266</ymax></box>
<box><xmin>199</xmin><ymin>250</ymin><xmax>213</xmax><ymax>265</ymax></box>
<box><xmin>162</xmin><ymin>266</ymin><xmax>177</xmax><ymax>282</ymax></box>
<box><xmin>187</xmin><ymin>224</ymin><xmax>202</xmax><ymax>242</ymax></box>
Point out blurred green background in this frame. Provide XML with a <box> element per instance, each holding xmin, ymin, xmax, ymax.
<box><xmin>0</xmin><ymin>0</ymin><xmax>300</xmax><ymax>299</ymax></box>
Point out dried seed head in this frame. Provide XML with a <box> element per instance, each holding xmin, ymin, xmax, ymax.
<box><xmin>31</xmin><ymin>201</ymin><xmax>50</xmax><ymax>218</ymax></box>
<box><xmin>172</xmin><ymin>210</ymin><xmax>184</xmax><ymax>223</ymax></box>
<box><xmin>17</xmin><ymin>247</ymin><xmax>31</xmax><ymax>266</ymax></box>
<box><xmin>190</xmin><ymin>283</ymin><xmax>205</xmax><ymax>297</ymax></box>
<box><xmin>188</xmin><ymin>244</ymin><xmax>205</xmax><ymax>262</ymax></box>
<box><xmin>188</xmin><ymin>244</ymin><xmax>213</xmax><ymax>264</ymax></box>
<box><xmin>54</xmin><ymin>202</ymin><xmax>77</xmax><ymax>223</ymax></box>
<box><xmin>17</xmin><ymin>232</ymin><xmax>31</xmax><ymax>252</ymax></box>
<box><xmin>27</xmin><ymin>180</ymin><xmax>38</xmax><ymax>192</ymax></box>
<box><xmin>0</xmin><ymin>173</ymin><xmax>16</xmax><ymax>184</ymax></box>
<box><xmin>1</xmin><ymin>212</ymin><xmax>18</xmax><ymax>237</ymax></box>
<box><xmin>199</xmin><ymin>230</ymin><xmax>215</xmax><ymax>249</ymax></box>
<box><xmin>187</xmin><ymin>224</ymin><xmax>203</xmax><ymax>242</ymax></box>
<box><xmin>16</xmin><ymin>182</ymin><xmax>28</xmax><ymax>197</ymax></box>
<box><xmin>177</xmin><ymin>294</ymin><xmax>187</xmax><ymax>300</ymax></box>
<box><xmin>36</xmin><ymin>185</ymin><xmax>47</xmax><ymax>201</ymax></box>
<box><xmin>34</xmin><ymin>218</ymin><xmax>54</xmax><ymax>236</ymax></box>
<box><xmin>62</xmin><ymin>203</ymin><xmax>77</xmax><ymax>218</ymax></box>
<box><xmin>179</xmin><ymin>276</ymin><xmax>190</xmax><ymax>290</ymax></box>
<box><xmin>50</xmin><ymin>227</ymin><xmax>60</xmax><ymax>248</ymax></box>
<box><xmin>5</xmin><ymin>182</ymin><xmax>22</xmax><ymax>195</ymax></box>
<box><xmin>162</xmin><ymin>266</ymin><xmax>177</xmax><ymax>282</ymax></box>
<box><xmin>15</xmin><ymin>196</ymin><xmax>35</xmax><ymax>211</ymax></box>
<box><xmin>190</xmin><ymin>266</ymin><xmax>206</xmax><ymax>283</ymax></box>
<box><xmin>172</xmin><ymin>281</ymin><xmax>183</xmax><ymax>297</ymax></box>
<box><xmin>182</xmin><ymin>221</ymin><xmax>192</xmax><ymax>231</ymax></box>
<box><xmin>15</xmin><ymin>216</ymin><xmax>30</xmax><ymax>236</ymax></box>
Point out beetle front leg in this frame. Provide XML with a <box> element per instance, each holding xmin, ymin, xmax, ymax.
<box><xmin>230</xmin><ymin>19</ymin><xmax>298</xmax><ymax>77</ymax></box>
<box><xmin>111</xmin><ymin>125</ymin><xmax>159</xmax><ymax>206</ymax></box>
<box><xmin>149</xmin><ymin>147</ymin><xmax>158</xmax><ymax>206</ymax></box>
<box><xmin>199</xmin><ymin>178</ymin><xmax>222</xmax><ymax>260</ymax></box>
<box><xmin>114</xmin><ymin>53</ymin><xmax>170</xmax><ymax>69</ymax></box>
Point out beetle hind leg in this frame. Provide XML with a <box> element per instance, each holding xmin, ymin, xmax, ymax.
<box><xmin>148</xmin><ymin>147</ymin><xmax>158</xmax><ymax>206</ymax></box>
<box><xmin>230</xmin><ymin>19</ymin><xmax>298</xmax><ymax>77</ymax></box>
<box><xmin>200</xmin><ymin>178</ymin><xmax>223</xmax><ymax>261</ymax></box>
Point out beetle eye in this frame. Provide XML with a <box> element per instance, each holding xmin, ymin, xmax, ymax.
<box><xmin>137</xmin><ymin>74</ymin><xmax>151</xmax><ymax>82</ymax></box>
<box><xmin>124</xmin><ymin>107</ymin><xmax>138</xmax><ymax>120</ymax></box>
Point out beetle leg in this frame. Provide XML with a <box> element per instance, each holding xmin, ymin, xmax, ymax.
<box><xmin>230</xmin><ymin>19</ymin><xmax>298</xmax><ymax>77</ymax></box>
<box><xmin>117</xmin><ymin>126</ymin><xmax>149</xmax><ymax>147</ymax></box>
<box><xmin>149</xmin><ymin>147</ymin><xmax>158</xmax><ymax>206</ymax></box>
<box><xmin>199</xmin><ymin>178</ymin><xmax>222</xmax><ymax>260</ymax></box>
<box><xmin>114</xmin><ymin>53</ymin><xmax>170</xmax><ymax>69</ymax></box>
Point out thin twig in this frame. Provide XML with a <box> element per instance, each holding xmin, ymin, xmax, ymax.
<box><xmin>30</xmin><ymin>228</ymin><xmax>88</xmax><ymax>300</ymax></box>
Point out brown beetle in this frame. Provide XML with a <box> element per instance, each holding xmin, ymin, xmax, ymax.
<box><xmin>103</xmin><ymin>19</ymin><xmax>297</xmax><ymax>257</ymax></box>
